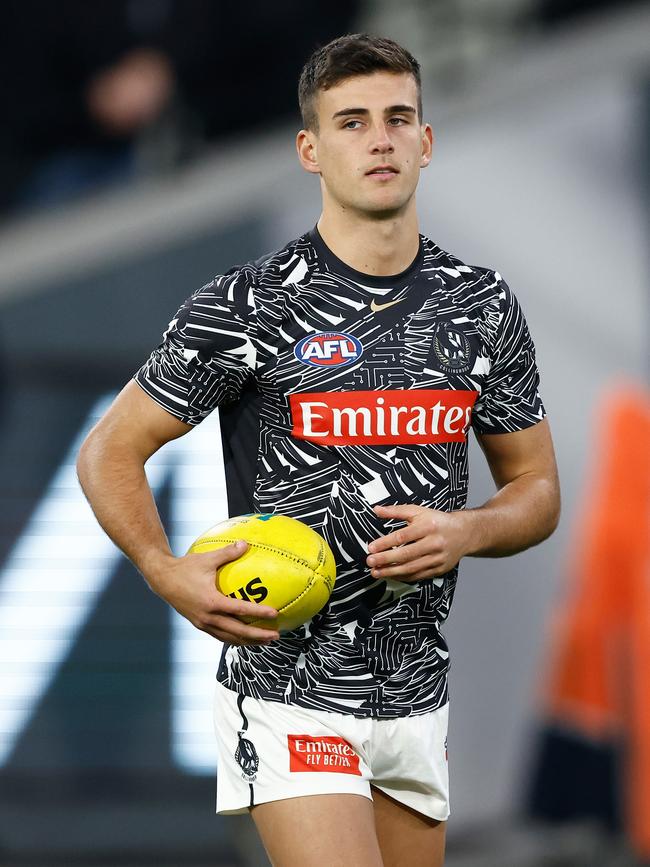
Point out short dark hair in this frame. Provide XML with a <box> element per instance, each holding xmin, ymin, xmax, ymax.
<box><xmin>298</xmin><ymin>34</ymin><xmax>422</xmax><ymax>131</ymax></box>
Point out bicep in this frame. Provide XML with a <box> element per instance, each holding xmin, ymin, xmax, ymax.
<box><xmin>86</xmin><ymin>379</ymin><xmax>193</xmax><ymax>462</ymax></box>
<box><xmin>475</xmin><ymin>418</ymin><xmax>559</xmax><ymax>489</ymax></box>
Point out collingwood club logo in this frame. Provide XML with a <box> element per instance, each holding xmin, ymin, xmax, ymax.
<box><xmin>235</xmin><ymin>730</ymin><xmax>259</xmax><ymax>781</ymax></box>
<box><xmin>433</xmin><ymin>323</ymin><xmax>473</xmax><ymax>373</ymax></box>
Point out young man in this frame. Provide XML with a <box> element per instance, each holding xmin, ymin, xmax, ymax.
<box><xmin>77</xmin><ymin>34</ymin><xmax>560</xmax><ymax>867</ymax></box>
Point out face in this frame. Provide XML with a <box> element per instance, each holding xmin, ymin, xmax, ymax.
<box><xmin>297</xmin><ymin>71</ymin><xmax>433</xmax><ymax>219</ymax></box>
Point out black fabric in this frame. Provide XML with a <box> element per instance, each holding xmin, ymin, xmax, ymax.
<box><xmin>526</xmin><ymin>726</ymin><xmax>623</xmax><ymax>831</ymax></box>
<box><xmin>219</xmin><ymin>382</ymin><xmax>260</xmax><ymax>517</ymax></box>
<box><xmin>136</xmin><ymin>230</ymin><xmax>546</xmax><ymax>718</ymax></box>
<box><xmin>308</xmin><ymin>226</ymin><xmax>424</xmax><ymax>289</ymax></box>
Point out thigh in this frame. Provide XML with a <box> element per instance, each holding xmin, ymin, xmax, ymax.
<box><xmin>251</xmin><ymin>793</ymin><xmax>383</xmax><ymax>867</ymax></box>
<box><xmin>372</xmin><ymin>786</ymin><xmax>446</xmax><ymax>867</ymax></box>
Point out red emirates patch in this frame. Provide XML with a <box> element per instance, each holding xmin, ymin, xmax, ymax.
<box><xmin>287</xmin><ymin>735</ymin><xmax>362</xmax><ymax>775</ymax></box>
<box><xmin>289</xmin><ymin>389</ymin><xmax>478</xmax><ymax>446</ymax></box>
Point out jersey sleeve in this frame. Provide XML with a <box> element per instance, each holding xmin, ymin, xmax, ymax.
<box><xmin>472</xmin><ymin>275</ymin><xmax>546</xmax><ymax>435</ymax></box>
<box><xmin>134</xmin><ymin>267</ymin><xmax>257</xmax><ymax>425</ymax></box>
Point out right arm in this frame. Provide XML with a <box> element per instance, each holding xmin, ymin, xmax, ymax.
<box><xmin>76</xmin><ymin>380</ymin><xmax>279</xmax><ymax>645</ymax></box>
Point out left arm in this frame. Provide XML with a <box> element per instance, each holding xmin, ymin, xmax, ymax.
<box><xmin>366</xmin><ymin>418</ymin><xmax>560</xmax><ymax>582</ymax></box>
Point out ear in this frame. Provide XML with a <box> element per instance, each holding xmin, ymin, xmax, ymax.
<box><xmin>420</xmin><ymin>123</ymin><xmax>434</xmax><ymax>169</ymax></box>
<box><xmin>296</xmin><ymin>129</ymin><xmax>321</xmax><ymax>175</ymax></box>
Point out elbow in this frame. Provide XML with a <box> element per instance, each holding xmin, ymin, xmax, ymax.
<box><xmin>541</xmin><ymin>476</ymin><xmax>561</xmax><ymax>542</ymax></box>
<box><xmin>76</xmin><ymin>424</ymin><xmax>111</xmax><ymax>494</ymax></box>
<box><xmin>76</xmin><ymin>429</ymin><xmax>98</xmax><ymax>493</ymax></box>
<box><xmin>545</xmin><ymin>504</ymin><xmax>561</xmax><ymax>542</ymax></box>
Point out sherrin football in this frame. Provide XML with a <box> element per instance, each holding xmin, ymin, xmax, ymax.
<box><xmin>188</xmin><ymin>514</ymin><xmax>336</xmax><ymax>633</ymax></box>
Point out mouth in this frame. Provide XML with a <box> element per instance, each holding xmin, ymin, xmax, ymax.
<box><xmin>365</xmin><ymin>165</ymin><xmax>399</xmax><ymax>177</ymax></box>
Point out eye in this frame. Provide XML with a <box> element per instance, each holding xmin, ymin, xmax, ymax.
<box><xmin>343</xmin><ymin>119</ymin><xmax>362</xmax><ymax>130</ymax></box>
<box><xmin>388</xmin><ymin>116</ymin><xmax>408</xmax><ymax>126</ymax></box>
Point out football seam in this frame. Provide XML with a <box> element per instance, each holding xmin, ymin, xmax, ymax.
<box><xmin>279</xmin><ymin>573</ymin><xmax>317</xmax><ymax>611</ymax></box>
<box><xmin>250</xmin><ymin>572</ymin><xmax>319</xmax><ymax>620</ymax></box>
<box><xmin>195</xmin><ymin>537</ymin><xmax>315</xmax><ymax>572</ymax></box>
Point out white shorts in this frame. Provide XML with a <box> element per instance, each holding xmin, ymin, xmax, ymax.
<box><xmin>213</xmin><ymin>681</ymin><xmax>450</xmax><ymax>821</ymax></box>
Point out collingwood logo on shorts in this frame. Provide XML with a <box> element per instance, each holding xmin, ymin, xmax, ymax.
<box><xmin>235</xmin><ymin>730</ymin><xmax>259</xmax><ymax>781</ymax></box>
<box><xmin>433</xmin><ymin>323</ymin><xmax>474</xmax><ymax>373</ymax></box>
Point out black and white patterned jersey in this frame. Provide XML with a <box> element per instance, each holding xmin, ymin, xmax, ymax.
<box><xmin>135</xmin><ymin>227</ymin><xmax>545</xmax><ymax>719</ymax></box>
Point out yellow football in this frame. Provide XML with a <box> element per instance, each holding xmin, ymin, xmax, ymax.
<box><xmin>187</xmin><ymin>513</ymin><xmax>336</xmax><ymax>632</ymax></box>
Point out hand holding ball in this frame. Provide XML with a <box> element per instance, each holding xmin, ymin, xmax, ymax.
<box><xmin>188</xmin><ymin>514</ymin><xmax>336</xmax><ymax>633</ymax></box>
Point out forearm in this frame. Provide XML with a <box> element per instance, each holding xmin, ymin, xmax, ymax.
<box><xmin>461</xmin><ymin>471</ymin><xmax>560</xmax><ymax>558</ymax></box>
<box><xmin>77</xmin><ymin>433</ymin><xmax>174</xmax><ymax>590</ymax></box>
<box><xmin>76</xmin><ymin>386</ymin><xmax>279</xmax><ymax>647</ymax></box>
<box><xmin>369</xmin><ymin>422</ymin><xmax>560</xmax><ymax>580</ymax></box>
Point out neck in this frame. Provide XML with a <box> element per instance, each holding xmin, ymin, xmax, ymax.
<box><xmin>317</xmin><ymin>202</ymin><xmax>420</xmax><ymax>277</ymax></box>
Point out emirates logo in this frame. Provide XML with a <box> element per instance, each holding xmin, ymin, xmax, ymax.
<box><xmin>289</xmin><ymin>389</ymin><xmax>478</xmax><ymax>446</ymax></box>
<box><xmin>288</xmin><ymin>735</ymin><xmax>362</xmax><ymax>775</ymax></box>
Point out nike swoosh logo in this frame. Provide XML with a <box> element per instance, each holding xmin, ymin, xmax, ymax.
<box><xmin>370</xmin><ymin>299</ymin><xmax>402</xmax><ymax>313</ymax></box>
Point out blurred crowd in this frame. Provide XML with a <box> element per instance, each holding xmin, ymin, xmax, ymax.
<box><xmin>538</xmin><ymin>0</ymin><xmax>645</xmax><ymax>22</ymax></box>
<box><xmin>0</xmin><ymin>0</ymin><xmax>643</xmax><ymax>221</ymax></box>
<box><xmin>0</xmin><ymin>0</ymin><xmax>359</xmax><ymax>216</ymax></box>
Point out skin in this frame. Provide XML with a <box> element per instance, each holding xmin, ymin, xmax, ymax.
<box><xmin>251</xmin><ymin>788</ymin><xmax>445</xmax><ymax>867</ymax></box>
<box><xmin>296</xmin><ymin>72</ymin><xmax>433</xmax><ymax>277</ymax></box>
<box><xmin>77</xmin><ymin>68</ymin><xmax>560</xmax><ymax>867</ymax></box>
<box><xmin>77</xmin><ymin>382</ymin><xmax>280</xmax><ymax>646</ymax></box>
<box><xmin>366</xmin><ymin>418</ymin><xmax>559</xmax><ymax>581</ymax></box>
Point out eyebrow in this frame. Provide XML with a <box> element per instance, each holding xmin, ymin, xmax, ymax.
<box><xmin>332</xmin><ymin>104</ymin><xmax>417</xmax><ymax>120</ymax></box>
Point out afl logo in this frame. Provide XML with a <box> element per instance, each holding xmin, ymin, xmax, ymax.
<box><xmin>295</xmin><ymin>332</ymin><xmax>363</xmax><ymax>368</ymax></box>
<box><xmin>433</xmin><ymin>324</ymin><xmax>473</xmax><ymax>373</ymax></box>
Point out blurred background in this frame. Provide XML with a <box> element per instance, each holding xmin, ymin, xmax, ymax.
<box><xmin>0</xmin><ymin>0</ymin><xmax>649</xmax><ymax>865</ymax></box>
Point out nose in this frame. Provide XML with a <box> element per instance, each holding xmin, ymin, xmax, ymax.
<box><xmin>369</xmin><ymin>122</ymin><xmax>394</xmax><ymax>154</ymax></box>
